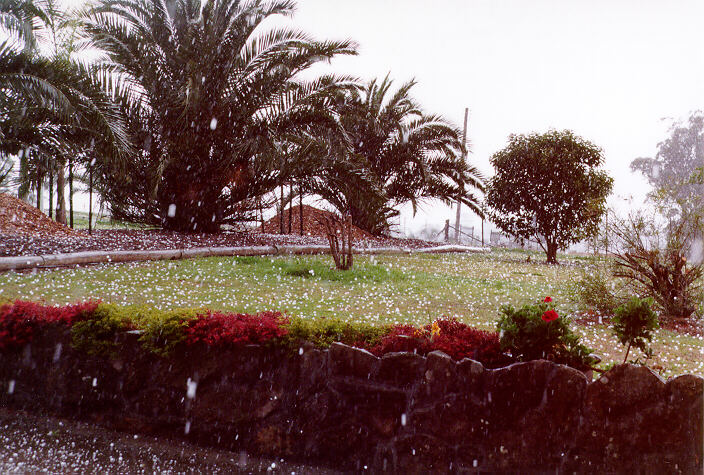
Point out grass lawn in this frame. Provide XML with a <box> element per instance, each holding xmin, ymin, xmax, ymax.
<box><xmin>1</xmin><ymin>249</ymin><xmax>701</xmax><ymax>378</ymax></box>
<box><xmin>69</xmin><ymin>211</ymin><xmax>154</xmax><ymax>230</ymax></box>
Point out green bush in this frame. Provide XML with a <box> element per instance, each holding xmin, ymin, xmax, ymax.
<box><xmin>70</xmin><ymin>304</ymin><xmax>206</xmax><ymax>358</ymax></box>
<box><xmin>497</xmin><ymin>298</ymin><xmax>595</xmax><ymax>370</ymax></box>
<box><xmin>281</xmin><ymin>316</ymin><xmax>389</xmax><ymax>350</ymax></box>
<box><xmin>575</xmin><ymin>267</ymin><xmax>621</xmax><ymax>315</ymax></box>
<box><xmin>612</xmin><ymin>297</ymin><xmax>659</xmax><ymax>363</ymax></box>
<box><xmin>70</xmin><ymin>303</ymin><xmax>133</xmax><ymax>358</ymax></box>
<box><xmin>132</xmin><ymin>307</ymin><xmax>203</xmax><ymax>357</ymax></box>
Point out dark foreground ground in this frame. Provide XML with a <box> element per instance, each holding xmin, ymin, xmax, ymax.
<box><xmin>0</xmin><ymin>408</ymin><xmax>340</xmax><ymax>474</ymax></box>
<box><xmin>0</xmin><ymin>229</ymin><xmax>433</xmax><ymax>257</ymax></box>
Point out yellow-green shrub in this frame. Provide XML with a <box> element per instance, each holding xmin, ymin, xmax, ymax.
<box><xmin>281</xmin><ymin>316</ymin><xmax>389</xmax><ymax>350</ymax></box>
<box><xmin>70</xmin><ymin>303</ymin><xmax>133</xmax><ymax>358</ymax></box>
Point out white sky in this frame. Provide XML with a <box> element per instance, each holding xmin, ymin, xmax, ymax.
<box><xmin>61</xmin><ymin>0</ymin><xmax>704</xmax><ymax>237</ymax></box>
<box><xmin>283</xmin><ymin>0</ymin><xmax>704</xmax><ymax>235</ymax></box>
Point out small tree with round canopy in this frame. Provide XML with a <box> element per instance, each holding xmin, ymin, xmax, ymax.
<box><xmin>486</xmin><ymin>130</ymin><xmax>613</xmax><ymax>264</ymax></box>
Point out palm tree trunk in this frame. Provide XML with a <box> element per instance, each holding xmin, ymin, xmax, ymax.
<box><xmin>279</xmin><ymin>184</ymin><xmax>284</xmax><ymax>234</ymax></box>
<box><xmin>56</xmin><ymin>159</ymin><xmax>66</xmax><ymax>225</ymax></box>
<box><xmin>68</xmin><ymin>156</ymin><xmax>74</xmax><ymax>228</ymax></box>
<box><xmin>48</xmin><ymin>168</ymin><xmax>53</xmax><ymax>219</ymax></box>
<box><xmin>288</xmin><ymin>183</ymin><xmax>293</xmax><ymax>234</ymax></box>
<box><xmin>299</xmin><ymin>184</ymin><xmax>303</xmax><ymax>236</ymax></box>
<box><xmin>88</xmin><ymin>163</ymin><xmax>93</xmax><ymax>235</ymax></box>
<box><xmin>259</xmin><ymin>197</ymin><xmax>264</xmax><ymax>232</ymax></box>
<box><xmin>36</xmin><ymin>173</ymin><xmax>42</xmax><ymax>211</ymax></box>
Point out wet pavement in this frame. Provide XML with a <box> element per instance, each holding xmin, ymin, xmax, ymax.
<box><xmin>0</xmin><ymin>408</ymin><xmax>341</xmax><ymax>474</ymax></box>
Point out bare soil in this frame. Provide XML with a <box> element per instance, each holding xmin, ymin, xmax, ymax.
<box><xmin>261</xmin><ymin>204</ymin><xmax>374</xmax><ymax>240</ymax></box>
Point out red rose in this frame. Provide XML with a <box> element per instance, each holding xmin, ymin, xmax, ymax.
<box><xmin>541</xmin><ymin>310</ymin><xmax>559</xmax><ymax>322</ymax></box>
<box><xmin>543</xmin><ymin>296</ymin><xmax>552</xmax><ymax>303</ymax></box>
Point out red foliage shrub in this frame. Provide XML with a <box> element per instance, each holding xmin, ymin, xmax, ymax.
<box><xmin>370</xmin><ymin>318</ymin><xmax>510</xmax><ymax>368</ymax></box>
<box><xmin>185</xmin><ymin>311</ymin><xmax>289</xmax><ymax>347</ymax></box>
<box><xmin>0</xmin><ymin>300</ymin><xmax>99</xmax><ymax>351</ymax></box>
<box><xmin>431</xmin><ymin>319</ymin><xmax>508</xmax><ymax>367</ymax></box>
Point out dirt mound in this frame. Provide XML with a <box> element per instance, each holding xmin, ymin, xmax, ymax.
<box><xmin>0</xmin><ymin>193</ymin><xmax>85</xmax><ymax>238</ymax></box>
<box><xmin>259</xmin><ymin>205</ymin><xmax>374</xmax><ymax>240</ymax></box>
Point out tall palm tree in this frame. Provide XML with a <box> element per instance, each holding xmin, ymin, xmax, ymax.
<box><xmin>83</xmin><ymin>0</ymin><xmax>357</xmax><ymax>232</ymax></box>
<box><xmin>0</xmin><ymin>0</ymin><xmax>131</xmax><ymax>223</ymax></box>
<box><xmin>337</xmin><ymin>75</ymin><xmax>484</xmax><ymax>235</ymax></box>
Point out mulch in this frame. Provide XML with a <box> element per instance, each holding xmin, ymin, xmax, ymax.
<box><xmin>0</xmin><ymin>193</ymin><xmax>85</xmax><ymax>239</ymax></box>
<box><xmin>0</xmin><ymin>228</ymin><xmax>436</xmax><ymax>257</ymax></box>
<box><xmin>260</xmin><ymin>204</ymin><xmax>375</xmax><ymax>240</ymax></box>
<box><xmin>0</xmin><ymin>196</ymin><xmax>432</xmax><ymax>256</ymax></box>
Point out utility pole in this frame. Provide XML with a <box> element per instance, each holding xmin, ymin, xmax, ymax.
<box><xmin>454</xmin><ymin>108</ymin><xmax>468</xmax><ymax>243</ymax></box>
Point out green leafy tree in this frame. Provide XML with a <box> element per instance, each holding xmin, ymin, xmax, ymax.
<box><xmin>83</xmin><ymin>0</ymin><xmax>357</xmax><ymax>232</ymax></box>
<box><xmin>486</xmin><ymin>130</ymin><xmax>613</xmax><ymax>264</ymax></box>
<box><xmin>611</xmin><ymin>297</ymin><xmax>659</xmax><ymax>363</ymax></box>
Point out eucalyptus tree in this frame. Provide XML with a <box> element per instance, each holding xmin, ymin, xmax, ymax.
<box><xmin>331</xmin><ymin>75</ymin><xmax>484</xmax><ymax>235</ymax></box>
<box><xmin>631</xmin><ymin>112</ymin><xmax>704</xmax><ymax>239</ymax></box>
<box><xmin>83</xmin><ymin>0</ymin><xmax>356</xmax><ymax>232</ymax></box>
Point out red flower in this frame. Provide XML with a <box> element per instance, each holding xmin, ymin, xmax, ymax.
<box><xmin>541</xmin><ymin>310</ymin><xmax>559</xmax><ymax>322</ymax></box>
<box><xmin>543</xmin><ymin>296</ymin><xmax>553</xmax><ymax>303</ymax></box>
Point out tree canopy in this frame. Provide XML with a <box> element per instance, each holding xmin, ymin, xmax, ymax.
<box><xmin>83</xmin><ymin>0</ymin><xmax>357</xmax><ymax>232</ymax></box>
<box><xmin>0</xmin><ymin>0</ymin><xmax>130</xmax><ymax>222</ymax></box>
<box><xmin>332</xmin><ymin>75</ymin><xmax>484</xmax><ymax>235</ymax></box>
<box><xmin>631</xmin><ymin>112</ymin><xmax>703</xmax><ymax>233</ymax></box>
<box><xmin>486</xmin><ymin>130</ymin><xmax>613</xmax><ymax>264</ymax></box>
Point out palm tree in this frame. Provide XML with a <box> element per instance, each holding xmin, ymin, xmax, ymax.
<box><xmin>82</xmin><ymin>0</ymin><xmax>357</xmax><ymax>232</ymax></box>
<box><xmin>336</xmin><ymin>75</ymin><xmax>484</xmax><ymax>235</ymax></box>
<box><xmin>0</xmin><ymin>0</ymin><xmax>131</xmax><ymax>223</ymax></box>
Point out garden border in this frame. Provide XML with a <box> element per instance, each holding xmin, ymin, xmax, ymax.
<box><xmin>0</xmin><ymin>244</ymin><xmax>489</xmax><ymax>272</ymax></box>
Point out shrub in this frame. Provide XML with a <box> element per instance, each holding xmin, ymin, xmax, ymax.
<box><xmin>497</xmin><ymin>298</ymin><xmax>595</xmax><ymax>370</ymax></box>
<box><xmin>431</xmin><ymin>319</ymin><xmax>509</xmax><ymax>367</ymax></box>
<box><xmin>282</xmin><ymin>317</ymin><xmax>389</xmax><ymax>350</ymax></box>
<box><xmin>369</xmin><ymin>324</ymin><xmax>433</xmax><ymax>356</ymax></box>
<box><xmin>70</xmin><ymin>303</ymin><xmax>134</xmax><ymax>358</ymax></box>
<box><xmin>610</xmin><ymin>211</ymin><xmax>703</xmax><ymax>318</ymax></box>
<box><xmin>612</xmin><ymin>297</ymin><xmax>659</xmax><ymax>363</ymax></box>
<box><xmin>0</xmin><ymin>300</ymin><xmax>98</xmax><ymax>351</ymax></box>
<box><xmin>184</xmin><ymin>311</ymin><xmax>289</xmax><ymax>348</ymax></box>
<box><xmin>369</xmin><ymin>318</ymin><xmax>510</xmax><ymax>368</ymax></box>
<box><xmin>132</xmin><ymin>307</ymin><xmax>203</xmax><ymax>357</ymax></box>
<box><xmin>575</xmin><ymin>267</ymin><xmax>621</xmax><ymax>315</ymax></box>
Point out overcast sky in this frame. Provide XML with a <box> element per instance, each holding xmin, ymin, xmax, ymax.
<box><xmin>275</xmin><ymin>0</ymin><xmax>703</xmax><ymax>235</ymax></box>
<box><xmin>62</xmin><ymin>0</ymin><xmax>703</xmax><ymax>236</ymax></box>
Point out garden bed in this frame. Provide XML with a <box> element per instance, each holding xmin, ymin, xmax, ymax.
<box><xmin>0</xmin><ymin>228</ymin><xmax>439</xmax><ymax>258</ymax></box>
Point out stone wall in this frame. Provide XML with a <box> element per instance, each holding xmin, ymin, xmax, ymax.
<box><xmin>1</xmin><ymin>329</ymin><xmax>701</xmax><ymax>473</ymax></box>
